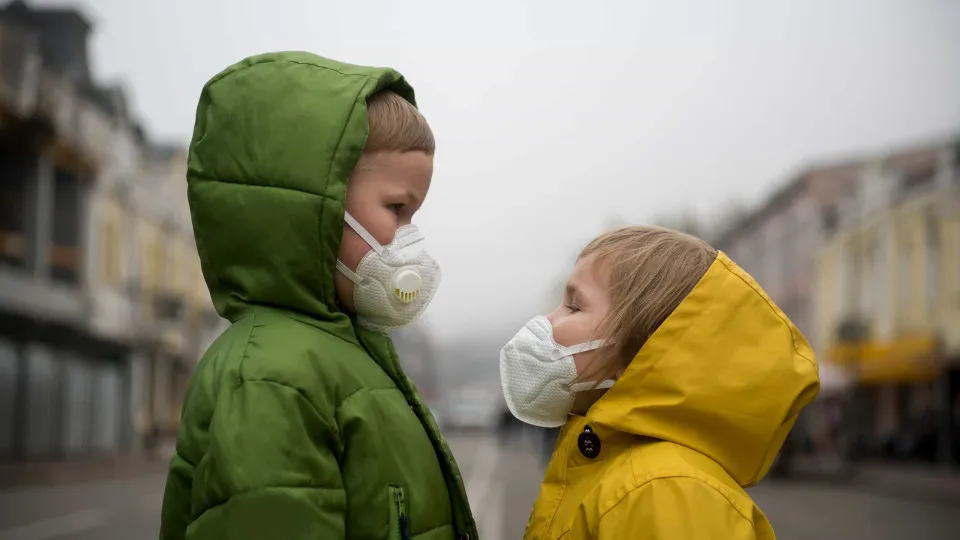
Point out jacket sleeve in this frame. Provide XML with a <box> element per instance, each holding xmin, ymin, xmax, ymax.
<box><xmin>597</xmin><ymin>477</ymin><xmax>756</xmax><ymax>540</ymax></box>
<box><xmin>185</xmin><ymin>380</ymin><xmax>346</xmax><ymax>540</ymax></box>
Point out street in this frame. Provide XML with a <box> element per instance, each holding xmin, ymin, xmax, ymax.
<box><xmin>0</xmin><ymin>429</ymin><xmax>958</xmax><ymax>540</ymax></box>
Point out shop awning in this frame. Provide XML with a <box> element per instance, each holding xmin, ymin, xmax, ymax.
<box><xmin>826</xmin><ymin>334</ymin><xmax>941</xmax><ymax>384</ymax></box>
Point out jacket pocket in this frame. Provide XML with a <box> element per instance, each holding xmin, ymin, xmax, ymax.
<box><xmin>388</xmin><ymin>484</ymin><xmax>411</xmax><ymax>540</ymax></box>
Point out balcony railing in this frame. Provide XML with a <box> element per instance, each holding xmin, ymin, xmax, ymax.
<box><xmin>0</xmin><ymin>26</ymin><xmax>114</xmax><ymax>170</ymax></box>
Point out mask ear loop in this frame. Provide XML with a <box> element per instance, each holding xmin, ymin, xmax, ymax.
<box><xmin>557</xmin><ymin>339</ymin><xmax>618</xmax><ymax>393</ymax></box>
<box><xmin>569</xmin><ymin>379</ymin><xmax>616</xmax><ymax>393</ymax></box>
<box><xmin>344</xmin><ymin>211</ymin><xmax>384</xmax><ymax>256</ymax></box>
<box><xmin>336</xmin><ymin>211</ymin><xmax>383</xmax><ymax>284</ymax></box>
<box><xmin>556</xmin><ymin>340</ymin><xmax>605</xmax><ymax>360</ymax></box>
<box><xmin>336</xmin><ymin>260</ymin><xmax>363</xmax><ymax>285</ymax></box>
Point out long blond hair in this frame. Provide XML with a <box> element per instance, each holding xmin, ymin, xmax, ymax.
<box><xmin>576</xmin><ymin>226</ymin><xmax>718</xmax><ymax>384</ymax></box>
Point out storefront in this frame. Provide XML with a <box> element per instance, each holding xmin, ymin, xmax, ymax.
<box><xmin>828</xmin><ymin>334</ymin><xmax>953</xmax><ymax>464</ymax></box>
<box><xmin>0</xmin><ymin>324</ymin><xmax>131</xmax><ymax>462</ymax></box>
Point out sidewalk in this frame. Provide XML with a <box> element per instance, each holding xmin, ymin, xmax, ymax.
<box><xmin>0</xmin><ymin>441</ymin><xmax>175</xmax><ymax>490</ymax></box>
<box><xmin>786</xmin><ymin>455</ymin><xmax>960</xmax><ymax>504</ymax></box>
<box><xmin>852</xmin><ymin>461</ymin><xmax>960</xmax><ymax>504</ymax></box>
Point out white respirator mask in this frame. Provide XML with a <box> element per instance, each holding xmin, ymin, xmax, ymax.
<box><xmin>500</xmin><ymin>316</ymin><xmax>615</xmax><ymax>428</ymax></box>
<box><xmin>336</xmin><ymin>211</ymin><xmax>441</xmax><ymax>331</ymax></box>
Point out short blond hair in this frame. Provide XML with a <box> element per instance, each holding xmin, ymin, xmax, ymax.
<box><xmin>576</xmin><ymin>226</ymin><xmax>718</xmax><ymax>384</ymax></box>
<box><xmin>364</xmin><ymin>90</ymin><xmax>435</xmax><ymax>155</ymax></box>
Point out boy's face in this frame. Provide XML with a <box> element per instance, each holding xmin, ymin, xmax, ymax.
<box><xmin>336</xmin><ymin>150</ymin><xmax>434</xmax><ymax>314</ymax></box>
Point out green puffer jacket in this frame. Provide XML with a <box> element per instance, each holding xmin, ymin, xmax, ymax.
<box><xmin>159</xmin><ymin>52</ymin><xmax>477</xmax><ymax>540</ymax></box>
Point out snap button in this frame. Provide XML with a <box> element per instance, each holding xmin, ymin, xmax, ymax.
<box><xmin>577</xmin><ymin>425</ymin><xmax>601</xmax><ymax>458</ymax></box>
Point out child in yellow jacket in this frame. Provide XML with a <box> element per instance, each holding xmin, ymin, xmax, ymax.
<box><xmin>500</xmin><ymin>226</ymin><xmax>820</xmax><ymax>539</ymax></box>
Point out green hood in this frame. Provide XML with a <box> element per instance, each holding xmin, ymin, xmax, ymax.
<box><xmin>187</xmin><ymin>51</ymin><xmax>415</xmax><ymax>330</ymax></box>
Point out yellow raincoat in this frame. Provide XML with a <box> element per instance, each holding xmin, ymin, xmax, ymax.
<box><xmin>524</xmin><ymin>253</ymin><xmax>820</xmax><ymax>539</ymax></box>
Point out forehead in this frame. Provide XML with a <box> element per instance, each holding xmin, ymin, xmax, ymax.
<box><xmin>358</xmin><ymin>151</ymin><xmax>432</xmax><ymax>193</ymax></box>
<box><xmin>568</xmin><ymin>254</ymin><xmax>610</xmax><ymax>292</ymax></box>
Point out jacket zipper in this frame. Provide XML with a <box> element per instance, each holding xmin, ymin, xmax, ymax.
<box><xmin>390</xmin><ymin>485</ymin><xmax>411</xmax><ymax>540</ymax></box>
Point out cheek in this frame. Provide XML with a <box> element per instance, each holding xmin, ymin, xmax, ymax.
<box><xmin>338</xmin><ymin>229</ymin><xmax>372</xmax><ymax>270</ymax></box>
<box><xmin>572</xmin><ymin>350</ymin><xmax>598</xmax><ymax>376</ymax></box>
<box><xmin>334</xmin><ymin>271</ymin><xmax>355</xmax><ymax>313</ymax></box>
<box><xmin>551</xmin><ymin>318</ymin><xmax>590</xmax><ymax>348</ymax></box>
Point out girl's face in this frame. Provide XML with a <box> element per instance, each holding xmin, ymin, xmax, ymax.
<box><xmin>547</xmin><ymin>254</ymin><xmax>613</xmax><ymax>375</ymax></box>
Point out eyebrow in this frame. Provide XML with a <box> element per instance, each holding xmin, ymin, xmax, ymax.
<box><xmin>406</xmin><ymin>188</ymin><xmax>423</xmax><ymax>206</ymax></box>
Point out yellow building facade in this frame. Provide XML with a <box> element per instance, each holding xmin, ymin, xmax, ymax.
<box><xmin>819</xmin><ymin>150</ymin><xmax>960</xmax><ymax>381</ymax></box>
<box><xmin>816</xmin><ymin>142</ymin><xmax>960</xmax><ymax>463</ymax></box>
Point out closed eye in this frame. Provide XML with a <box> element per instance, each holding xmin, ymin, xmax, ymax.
<box><xmin>387</xmin><ymin>203</ymin><xmax>404</xmax><ymax>215</ymax></box>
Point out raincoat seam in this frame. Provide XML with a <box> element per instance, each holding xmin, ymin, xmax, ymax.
<box><xmin>189</xmin><ymin>173</ymin><xmax>327</xmax><ymax>199</ymax></box>
<box><xmin>545</xmin><ymin>433</ymin><xmax>572</xmax><ymax>534</ymax></box>
<box><xmin>599</xmin><ymin>475</ymin><xmax>753</xmax><ymax>526</ymax></box>
<box><xmin>239</xmin><ymin>305</ymin><xmax>358</xmax><ymax>346</ymax></box>
<box><xmin>193</xmin><ymin>484</ymin><xmax>344</xmax><ymax>523</ymax></box>
<box><xmin>322</xmin><ymin>76</ymin><xmax>371</xmax><ymax>197</ymax></box>
<box><xmin>316</xmin><ymin>77</ymin><xmax>372</xmax><ymax>307</ymax></box>
<box><xmin>229</xmin><ymin>378</ymin><xmax>343</xmax><ymax>454</ymax></box>
<box><xmin>339</xmin><ymin>386</ymin><xmax>405</xmax><ymax>410</ymax></box>
<box><xmin>412</xmin><ymin>522</ymin><xmax>455</xmax><ymax>536</ymax></box>
<box><xmin>232</xmin><ymin>379</ymin><xmax>340</xmax><ymax>445</ymax></box>
<box><xmin>204</xmin><ymin>57</ymin><xmax>368</xmax><ymax>92</ymax></box>
<box><xmin>335</xmin><ymin>384</ymin><xmax>376</xmax><ymax>416</ymax></box>
<box><xmin>235</xmin><ymin>316</ymin><xmax>343</xmax><ymax>450</ymax></box>
<box><xmin>716</xmin><ymin>255</ymin><xmax>815</xmax><ymax>369</ymax></box>
<box><xmin>233</xmin><ymin>313</ymin><xmax>258</xmax><ymax>387</ymax></box>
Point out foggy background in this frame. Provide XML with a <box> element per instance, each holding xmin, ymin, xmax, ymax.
<box><xmin>1</xmin><ymin>0</ymin><xmax>959</xmax><ymax>539</ymax></box>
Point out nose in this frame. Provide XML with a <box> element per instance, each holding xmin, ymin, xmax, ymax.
<box><xmin>545</xmin><ymin>306</ymin><xmax>561</xmax><ymax>326</ymax></box>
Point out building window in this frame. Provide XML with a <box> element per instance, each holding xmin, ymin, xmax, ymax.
<box><xmin>49</xmin><ymin>169</ymin><xmax>83</xmax><ymax>284</ymax></box>
<box><xmin>0</xmin><ymin>153</ymin><xmax>28</xmax><ymax>268</ymax></box>
<box><xmin>821</xmin><ymin>205</ymin><xmax>839</xmax><ymax>236</ymax></box>
<box><xmin>898</xmin><ymin>165</ymin><xmax>936</xmax><ymax>197</ymax></box>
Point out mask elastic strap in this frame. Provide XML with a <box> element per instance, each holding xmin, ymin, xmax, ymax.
<box><xmin>344</xmin><ymin>211</ymin><xmax>384</xmax><ymax>256</ymax></box>
<box><xmin>336</xmin><ymin>260</ymin><xmax>362</xmax><ymax>285</ymax></box>
<box><xmin>569</xmin><ymin>379</ymin><xmax>617</xmax><ymax>393</ymax></box>
<box><xmin>558</xmin><ymin>339</ymin><xmax>604</xmax><ymax>359</ymax></box>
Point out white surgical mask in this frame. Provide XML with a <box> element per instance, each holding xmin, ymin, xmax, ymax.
<box><xmin>499</xmin><ymin>316</ymin><xmax>615</xmax><ymax>428</ymax></box>
<box><xmin>336</xmin><ymin>211</ymin><xmax>441</xmax><ymax>331</ymax></box>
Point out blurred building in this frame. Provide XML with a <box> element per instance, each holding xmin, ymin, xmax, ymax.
<box><xmin>714</xmin><ymin>159</ymin><xmax>860</xmax><ymax>382</ymax></box>
<box><xmin>0</xmin><ymin>0</ymin><xmax>224</xmax><ymax>463</ymax></box>
<box><xmin>817</xmin><ymin>139</ymin><xmax>960</xmax><ymax>465</ymax></box>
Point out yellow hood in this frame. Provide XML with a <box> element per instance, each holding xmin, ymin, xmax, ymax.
<box><xmin>587</xmin><ymin>252</ymin><xmax>820</xmax><ymax>487</ymax></box>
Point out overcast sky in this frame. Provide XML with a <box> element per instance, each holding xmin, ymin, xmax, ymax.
<box><xmin>43</xmin><ymin>0</ymin><xmax>960</xmax><ymax>344</ymax></box>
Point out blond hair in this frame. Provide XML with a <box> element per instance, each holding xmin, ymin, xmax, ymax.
<box><xmin>576</xmin><ymin>226</ymin><xmax>718</xmax><ymax>384</ymax></box>
<box><xmin>364</xmin><ymin>90</ymin><xmax>435</xmax><ymax>155</ymax></box>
